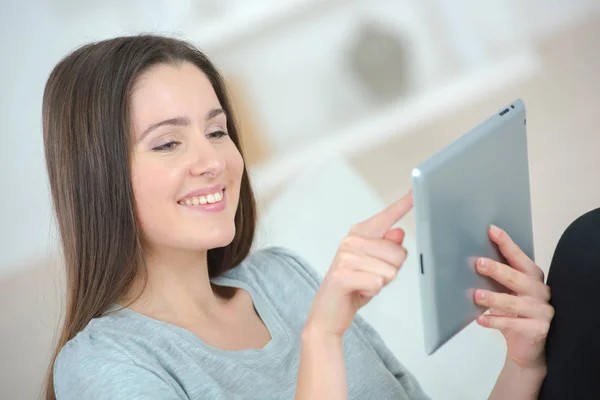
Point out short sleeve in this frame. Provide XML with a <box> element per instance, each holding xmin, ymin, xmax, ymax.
<box><xmin>54</xmin><ymin>334</ymin><xmax>183</xmax><ymax>400</ymax></box>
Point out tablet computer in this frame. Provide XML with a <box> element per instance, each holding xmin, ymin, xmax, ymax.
<box><xmin>411</xmin><ymin>99</ymin><xmax>534</xmax><ymax>355</ymax></box>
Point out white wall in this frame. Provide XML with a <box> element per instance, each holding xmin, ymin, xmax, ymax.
<box><xmin>0</xmin><ymin>0</ymin><xmax>532</xmax><ymax>273</ymax></box>
<box><xmin>3</xmin><ymin>0</ymin><xmax>596</xmax><ymax>274</ymax></box>
<box><xmin>0</xmin><ymin>0</ymin><xmax>223</xmax><ymax>274</ymax></box>
<box><xmin>0</xmin><ymin>2</ymin><xmax>115</xmax><ymax>274</ymax></box>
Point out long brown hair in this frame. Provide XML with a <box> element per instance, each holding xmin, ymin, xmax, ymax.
<box><xmin>41</xmin><ymin>34</ymin><xmax>257</xmax><ymax>399</ymax></box>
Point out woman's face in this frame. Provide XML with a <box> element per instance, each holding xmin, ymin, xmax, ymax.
<box><xmin>130</xmin><ymin>62</ymin><xmax>244</xmax><ymax>255</ymax></box>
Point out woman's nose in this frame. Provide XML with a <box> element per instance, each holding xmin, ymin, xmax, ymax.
<box><xmin>189</xmin><ymin>139</ymin><xmax>225</xmax><ymax>178</ymax></box>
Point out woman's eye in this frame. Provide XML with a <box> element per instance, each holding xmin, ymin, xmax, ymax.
<box><xmin>207</xmin><ymin>130</ymin><xmax>228</xmax><ymax>139</ymax></box>
<box><xmin>152</xmin><ymin>141</ymin><xmax>179</xmax><ymax>151</ymax></box>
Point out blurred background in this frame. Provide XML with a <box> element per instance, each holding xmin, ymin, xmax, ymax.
<box><xmin>1</xmin><ymin>0</ymin><xmax>599</xmax><ymax>399</ymax></box>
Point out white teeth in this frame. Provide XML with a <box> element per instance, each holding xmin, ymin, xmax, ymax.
<box><xmin>180</xmin><ymin>190</ymin><xmax>224</xmax><ymax>207</ymax></box>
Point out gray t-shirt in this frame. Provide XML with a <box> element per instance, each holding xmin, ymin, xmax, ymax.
<box><xmin>54</xmin><ymin>247</ymin><xmax>429</xmax><ymax>399</ymax></box>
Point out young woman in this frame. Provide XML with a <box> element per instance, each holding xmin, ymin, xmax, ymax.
<box><xmin>43</xmin><ymin>34</ymin><xmax>557</xmax><ymax>399</ymax></box>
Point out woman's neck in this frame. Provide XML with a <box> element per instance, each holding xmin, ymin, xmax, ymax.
<box><xmin>123</xmin><ymin>246</ymin><xmax>229</xmax><ymax>321</ymax></box>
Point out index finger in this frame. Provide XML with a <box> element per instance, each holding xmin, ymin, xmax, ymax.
<box><xmin>489</xmin><ymin>225</ymin><xmax>543</xmax><ymax>281</ymax></box>
<box><xmin>352</xmin><ymin>191</ymin><xmax>413</xmax><ymax>237</ymax></box>
<box><xmin>477</xmin><ymin>258</ymin><xmax>550</xmax><ymax>302</ymax></box>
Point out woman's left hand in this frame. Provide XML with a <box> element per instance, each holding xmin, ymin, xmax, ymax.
<box><xmin>474</xmin><ymin>225</ymin><xmax>555</xmax><ymax>370</ymax></box>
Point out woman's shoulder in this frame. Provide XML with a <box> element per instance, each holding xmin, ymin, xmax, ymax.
<box><xmin>54</xmin><ymin>306</ymin><xmax>160</xmax><ymax>370</ymax></box>
<box><xmin>54</xmin><ymin>324</ymin><xmax>182</xmax><ymax>399</ymax></box>
<box><xmin>565</xmin><ymin>207</ymin><xmax>600</xmax><ymax>231</ymax></box>
<box><xmin>53</xmin><ymin>326</ymin><xmax>133</xmax><ymax>391</ymax></box>
<box><xmin>55</xmin><ymin>331</ymin><xmax>116</xmax><ymax>364</ymax></box>
<box><xmin>557</xmin><ymin>207</ymin><xmax>600</xmax><ymax>250</ymax></box>
<box><xmin>55</xmin><ymin>316</ymin><xmax>135</xmax><ymax>371</ymax></box>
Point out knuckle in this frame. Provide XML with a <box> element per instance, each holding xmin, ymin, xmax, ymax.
<box><xmin>505</xmin><ymin>297</ymin><xmax>519</xmax><ymax>314</ymax></box>
<box><xmin>369</xmin><ymin>275</ymin><xmax>384</xmax><ymax>291</ymax></box>
<box><xmin>502</xmin><ymin>265</ymin><xmax>517</xmax><ymax>284</ymax></box>
<box><xmin>394</xmin><ymin>247</ymin><xmax>407</xmax><ymax>266</ymax></box>
<box><xmin>509</xmin><ymin>244</ymin><xmax>522</xmax><ymax>259</ymax></box>
<box><xmin>541</xmin><ymin>284</ymin><xmax>551</xmax><ymax>302</ymax></box>
<box><xmin>485</xmin><ymin>291</ymin><xmax>495</xmax><ymax>305</ymax></box>
<box><xmin>385</xmin><ymin>267</ymin><xmax>398</xmax><ymax>282</ymax></box>
<box><xmin>534</xmin><ymin>321</ymin><xmax>550</xmax><ymax>342</ymax></box>
<box><xmin>349</xmin><ymin>223</ymin><xmax>364</xmax><ymax>235</ymax></box>
<box><xmin>502</xmin><ymin>317</ymin><xmax>516</xmax><ymax>332</ymax></box>
<box><xmin>542</xmin><ymin>320</ymin><xmax>551</xmax><ymax>335</ymax></box>
<box><xmin>338</xmin><ymin>251</ymin><xmax>356</xmax><ymax>268</ymax></box>
<box><xmin>340</xmin><ymin>235</ymin><xmax>360</xmax><ymax>252</ymax></box>
<box><xmin>400</xmin><ymin>246</ymin><xmax>408</xmax><ymax>258</ymax></box>
<box><xmin>545</xmin><ymin>305</ymin><xmax>555</xmax><ymax>321</ymax></box>
<box><xmin>535</xmin><ymin>266</ymin><xmax>546</xmax><ymax>282</ymax></box>
<box><xmin>496</xmin><ymin>228</ymin><xmax>508</xmax><ymax>242</ymax></box>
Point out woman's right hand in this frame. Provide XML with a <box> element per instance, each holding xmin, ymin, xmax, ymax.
<box><xmin>304</xmin><ymin>191</ymin><xmax>414</xmax><ymax>338</ymax></box>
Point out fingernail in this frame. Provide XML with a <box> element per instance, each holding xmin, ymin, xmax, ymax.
<box><xmin>477</xmin><ymin>290</ymin><xmax>486</xmax><ymax>300</ymax></box>
<box><xmin>490</xmin><ymin>224</ymin><xmax>501</xmax><ymax>237</ymax></box>
<box><xmin>478</xmin><ymin>315</ymin><xmax>488</xmax><ymax>325</ymax></box>
<box><xmin>477</xmin><ymin>258</ymin><xmax>487</xmax><ymax>271</ymax></box>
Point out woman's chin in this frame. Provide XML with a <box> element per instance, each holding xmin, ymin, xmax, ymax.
<box><xmin>147</xmin><ymin>225</ymin><xmax>237</xmax><ymax>254</ymax></box>
<box><xmin>191</xmin><ymin>229</ymin><xmax>236</xmax><ymax>250</ymax></box>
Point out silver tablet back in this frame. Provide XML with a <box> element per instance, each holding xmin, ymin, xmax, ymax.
<box><xmin>412</xmin><ymin>99</ymin><xmax>534</xmax><ymax>355</ymax></box>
